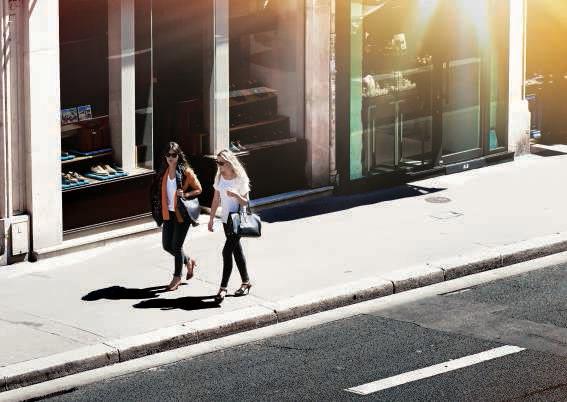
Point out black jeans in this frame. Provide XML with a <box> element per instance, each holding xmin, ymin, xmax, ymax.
<box><xmin>162</xmin><ymin>216</ymin><xmax>191</xmax><ymax>277</ymax></box>
<box><xmin>221</xmin><ymin>218</ymin><xmax>249</xmax><ymax>288</ymax></box>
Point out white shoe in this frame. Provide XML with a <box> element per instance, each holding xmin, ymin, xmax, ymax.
<box><xmin>102</xmin><ymin>164</ymin><xmax>117</xmax><ymax>174</ymax></box>
<box><xmin>91</xmin><ymin>165</ymin><xmax>108</xmax><ymax>175</ymax></box>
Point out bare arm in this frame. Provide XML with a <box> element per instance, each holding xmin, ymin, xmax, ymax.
<box><xmin>208</xmin><ymin>190</ymin><xmax>221</xmax><ymax>231</ymax></box>
<box><xmin>182</xmin><ymin>169</ymin><xmax>202</xmax><ymax>198</ymax></box>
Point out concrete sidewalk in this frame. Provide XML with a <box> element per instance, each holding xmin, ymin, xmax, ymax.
<box><xmin>2</xmin><ymin>153</ymin><xmax>567</xmax><ymax>392</ymax></box>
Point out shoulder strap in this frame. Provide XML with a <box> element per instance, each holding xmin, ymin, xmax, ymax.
<box><xmin>175</xmin><ymin>166</ymin><xmax>184</xmax><ymax>190</ymax></box>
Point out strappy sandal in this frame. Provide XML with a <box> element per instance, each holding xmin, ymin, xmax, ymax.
<box><xmin>186</xmin><ymin>258</ymin><xmax>197</xmax><ymax>280</ymax></box>
<box><xmin>166</xmin><ymin>276</ymin><xmax>182</xmax><ymax>291</ymax></box>
<box><xmin>214</xmin><ymin>288</ymin><xmax>228</xmax><ymax>304</ymax></box>
<box><xmin>234</xmin><ymin>283</ymin><xmax>252</xmax><ymax>297</ymax></box>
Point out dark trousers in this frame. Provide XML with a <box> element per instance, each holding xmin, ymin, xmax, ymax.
<box><xmin>221</xmin><ymin>219</ymin><xmax>249</xmax><ymax>288</ymax></box>
<box><xmin>162</xmin><ymin>216</ymin><xmax>191</xmax><ymax>277</ymax></box>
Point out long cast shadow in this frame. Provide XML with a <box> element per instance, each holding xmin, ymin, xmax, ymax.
<box><xmin>82</xmin><ymin>285</ymin><xmax>170</xmax><ymax>301</ymax></box>
<box><xmin>133</xmin><ymin>296</ymin><xmax>221</xmax><ymax>311</ymax></box>
<box><xmin>259</xmin><ymin>184</ymin><xmax>445</xmax><ymax>223</ymax></box>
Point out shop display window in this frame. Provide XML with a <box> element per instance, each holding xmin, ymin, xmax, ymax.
<box><xmin>348</xmin><ymin>0</ymin><xmax>509</xmax><ymax>180</ymax></box>
<box><xmin>151</xmin><ymin>0</ymin><xmax>210</xmax><ymax>160</ymax></box>
<box><xmin>59</xmin><ymin>0</ymin><xmax>153</xmax><ymax>192</ymax></box>
<box><xmin>228</xmin><ymin>0</ymin><xmax>307</xmax><ymax>197</ymax></box>
<box><xmin>59</xmin><ymin>0</ymin><xmax>155</xmax><ymax>232</ymax></box>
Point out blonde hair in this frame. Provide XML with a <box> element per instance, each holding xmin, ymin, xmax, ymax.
<box><xmin>214</xmin><ymin>149</ymin><xmax>250</xmax><ymax>187</ymax></box>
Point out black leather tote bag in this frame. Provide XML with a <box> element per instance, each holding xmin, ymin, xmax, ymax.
<box><xmin>230</xmin><ymin>203</ymin><xmax>261</xmax><ymax>238</ymax></box>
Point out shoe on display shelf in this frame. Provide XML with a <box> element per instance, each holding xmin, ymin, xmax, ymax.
<box><xmin>102</xmin><ymin>164</ymin><xmax>117</xmax><ymax>174</ymax></box>
<box><xmin>234</xmin><ymin>140</ymin><xmax>246</xmax><ymax>151</ymax></box>
<box><xmin>229</xmin><ymin>142</ymin><xmax>241</xmax><ymax>153</ymax></box>
<box><xmin>90</xmin><ymin>165</ymin><xmax>109</xmax><ymax>176</ymax></box>
<box><xmin>85</xmin><ymin>164</ymin><xmax>128</xmax><ymax>181</ymax></box>
<box><xmin>63</xmin><ymin>173</ymin><xmax>79</xmax><ymax>183</ymax></box>
<box><xmin>61</xmin><ymin>172</ymin><xmax>90</xmax><ymax>190</ymax></box>
<box><xmin>60</xmin><ymin>152</ymin><xmax>75</xmax><ymax>161</ymax></box>
<box><xmin>68</xmin><ymin>171</ymin><xmax>88</xmax><ymax>182</ymax></box>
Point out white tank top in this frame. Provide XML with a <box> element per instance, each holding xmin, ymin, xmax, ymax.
<box><xmin>166</xmin><ymin>175</ymin><xmax>177</xmax><ymax>211</ymax></box>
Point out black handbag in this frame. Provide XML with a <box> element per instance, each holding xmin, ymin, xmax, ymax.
<box><xmin>179</xmin><ymin>196</ymin><xmax>200</xmax><ymax>225</ymax></box>
<box><xmin>176</xmin><ymin>167</ymin><xmax>200</xmax><ymax>226</ymax></box>
<box><xmin>230</xmin><ymin>203</ymin><xmax>261</xmax><ymax>238</ymax></box>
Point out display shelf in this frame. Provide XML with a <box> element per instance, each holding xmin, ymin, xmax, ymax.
<box><xmin>229</xmin><ymin>115</ymin><xmax>288</xmax><ymax>132</ymax></box>
<box><xmin>61</xmin><ymin>168</ymin><xmax>153</xmax><ymax>193</ymax></box>
<box><xmin>61</xmin><ymin>115</ymin><xmax>109</xmax><ymax>133</ymax></box>
<box><xmin>239</xmin><ymin>137</ymin><xmax>297</xmax><ymax>152</ymax></box>
<box><xmin>61</xmin><ymin>151</ymin><xmax>113</xmax><ymax>165</ymax></box>
<box><xmin>61</xmin><ymin>123</ymin><xmax>82</xmax><ymax>133</ymax></box>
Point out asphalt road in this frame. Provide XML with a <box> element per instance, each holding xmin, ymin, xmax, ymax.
<box><xmin>45</xmin><ymin>262</ymin><xmax>567</xmax><ymax>402</ymax></box>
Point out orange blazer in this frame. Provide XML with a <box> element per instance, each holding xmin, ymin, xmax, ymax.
<box><xmin>161</xmin><ymin>168</ymin><xmax>202</xmax><ymax>223</ymax></box>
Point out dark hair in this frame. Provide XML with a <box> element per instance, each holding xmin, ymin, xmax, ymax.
<box><xmin>158</xmin><ymin>142</ymin><xmax>191</xmax><ymax>176</ymax></box>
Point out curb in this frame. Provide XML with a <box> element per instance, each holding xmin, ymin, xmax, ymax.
<box><xmin>3</xmin><ymin>231</ymin><xmax>567</xmax><ymax>392</ymax></box>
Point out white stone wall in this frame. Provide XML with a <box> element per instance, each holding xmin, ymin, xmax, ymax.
<box><xmin>508</xmin><ymin>0</ymin><xmax>531</xmax><ymax>155</ymax></box>
<box><xmin>0</xmin><ymin>0</ymin><xmax>7</xmax><ymax>265</ymax></box>
<box><xmin>23</xmin><ymin>0</ymin><xmax>63</xmax><ymax>251</ymax></box>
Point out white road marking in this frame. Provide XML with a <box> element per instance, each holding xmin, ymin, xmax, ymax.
<box><xmin>346</xmin><ymin>345</ymin><xmax>526</xmax><ymax>395</ymax></box>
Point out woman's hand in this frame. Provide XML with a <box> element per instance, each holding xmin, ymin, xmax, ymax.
<box><xmin>226</xmin><ymin>189</ymin><xmax>239</xmax><ymax>199</ymax></box>
<box><xmin>208</xmin><ymin>219</ymin><xmax>214</xmax><ymax>232</ymax></box>
<box><xmin>177</xmin><ymin>189</ymin><xmax>184</xmax><ymax>198</ymax></box>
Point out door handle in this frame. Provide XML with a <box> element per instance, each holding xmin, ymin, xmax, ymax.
<box><xmin>442</xmin><ymin>62</ymin><xmax>449</xmax><ymax>106</ymax></box>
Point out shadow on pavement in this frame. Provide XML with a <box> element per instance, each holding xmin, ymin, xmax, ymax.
<box><xmin>259</xmin><ymin>184</ymin><xmax>445</xmax><ymax>223</ymax></box>
<box><xmin>530</xmin><ymin>146</ymin><xmax>567</xmax><ymax>157</ymax></box>
<box><xmin>133</xmin><ymin>296</ymin><xmax>221</xmax><ymax>311</ymax></box>
<box><xmin>82</xmin><ymin>285</ymin><xmax>170</xmax><ymax>301</ymax></box>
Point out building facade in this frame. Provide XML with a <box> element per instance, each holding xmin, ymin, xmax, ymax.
<box><xmin>0</xmin><ymin>0</ymin><xmax>529</xmax><ymax>265</ymax></box>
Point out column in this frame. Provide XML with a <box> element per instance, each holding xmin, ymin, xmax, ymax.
<box><xmin>205</xmin><ymin>0</ymin><xmax>230</xmax><ymax>155</ymax></box>
<box><xmin>108</xmin><ymin>0</ymin><xmax>136</xmax><ymax>170</ymax></box>
<box><xmin>0</xmin><ymin>0</ymin><xmax>7</xmax><ymax>265</ymax></box>
<box><xmin>507</xmin><ymin>0</ymin><xmax>531</xmax><ymax>155</ymax></box>
<box><xmin>23</xmin><ymin>0</ymin><xmax>63</xmax><ymax>251</ymax></box>
<box><xmin>305</xmin><ymin>0</ymin><xmax>332</xmax><ymax>187</ymax></box>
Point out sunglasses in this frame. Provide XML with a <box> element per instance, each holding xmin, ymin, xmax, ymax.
<box><xmin>166</xmin><ymin>153</ymin><xmax>178</xmax><ymax>158</ymax></box>
<box><xmin>215</xmin><ymin>160</ymin><xmax>226</xmax><ymax>166</ymax></box>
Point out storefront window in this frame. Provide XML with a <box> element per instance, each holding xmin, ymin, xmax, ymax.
<box><xmin>228</xmin><ymin>0</ymin><xmax>307</xmax><ymax>198</ymax></box>
<box><xmin>152</xmin><ymin>1</ymin><xmax>211</xmax><ymax>161</ymax></box>
<box><xmin>135</xmin><ymin>0</ymin><xmax>154</xmax><ymax>168</ymax></box>
<box><xmin>60</xmin><ymin>0</ymin><xmax>153</xmax><ymax>183</ymax></box>
<box><xmin>349</xmin><ymin>0</ymin><xmax>508</xmax><ymax>180</ymax></box>
<box><xmin>350</xmin><ymin>0</ymin><xmax>435</xmax><ymax>179</ymax></box>
<box><xmin>487</xmin><ymin>0</ymin><xmax>509</xmax><ymax>151</ymax></box>
<box><xmin>59</xmin><ymin>0</ymin><xmax>155</xmax><ymax>232</ymax></box>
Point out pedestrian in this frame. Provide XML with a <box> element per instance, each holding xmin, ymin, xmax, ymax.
<box><xmin>152</xmin><ymin>142</ymin><xmax>202</xmax><ymax>291</ymax></box>
<box><xmin>208</xmin><ymin>149</ymin><xmax>252</xmax><ymax>303</ymax></box>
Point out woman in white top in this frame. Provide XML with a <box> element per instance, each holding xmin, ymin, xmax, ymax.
<box><xmin>208</xmin><ymin>149</ymin><xmax>252</xmax><ymax>303</ymax></box>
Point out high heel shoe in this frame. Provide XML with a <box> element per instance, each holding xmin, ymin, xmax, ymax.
<box><xmin>186</xmin><ymin>258</ymin><xmax>197</xmax><ymax>280</ymax></box>
<box><xmin>166</xmin><ymin>276</ymin><xmax>182</xmax><ymax>291</ymax></box>
<box><xmin>214</xmin><ymin>288</ymin><xmax>228</xmax><ymax>304</ymax></box>
<box><xmin>234</xmin><ymin>283</ymin><xmax>252</xmax><ymax>297</ymax></box>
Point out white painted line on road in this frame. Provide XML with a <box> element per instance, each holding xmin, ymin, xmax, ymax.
<box><xmin>345</xmin><ymin>345</ymin><xmax>526</xmax><ymax>395</ymax></box>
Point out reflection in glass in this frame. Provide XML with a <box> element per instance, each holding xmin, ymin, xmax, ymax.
<box><xmin>135</xmin><ymin>0</ymin><xmax>154</xmax><ymax>169</ymax></box>
<box><xmin>351</xmin><ymin>0</ymin><xmax>435</xmax><ymax>178</ymax></box>
<box><xmin>349</xmin><ymin>0</ymin><xmax>508</xmax><ymax>179</ymax></box>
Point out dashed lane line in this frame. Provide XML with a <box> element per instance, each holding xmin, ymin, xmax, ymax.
<box><xmin>345</xmin><ymin>345</ymin><xmax>526</xmax><ymax>395</ymax></box>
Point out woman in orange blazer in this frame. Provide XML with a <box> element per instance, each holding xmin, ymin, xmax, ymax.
<box><xmin>153</xmin><ymin>142</ymin><xmax>202</xmax><ymax>291</ymax></box>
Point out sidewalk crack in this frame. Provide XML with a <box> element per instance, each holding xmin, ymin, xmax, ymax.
<box><xmin>263</xmin><ymin>343</ymin><xmax>325</xmax><ymax>352</ymax></box>
<box><xmin>0</xmin><ymin>308</ymin><xmax>106</xmax><ymax>341</ymax></box>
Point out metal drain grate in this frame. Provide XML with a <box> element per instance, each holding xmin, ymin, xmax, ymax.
<box><xmin>425</xmin><ymin>196</ymin><xmax>451</xmax><ymax>204</ymax></box>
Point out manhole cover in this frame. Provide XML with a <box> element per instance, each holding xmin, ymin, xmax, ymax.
<box><xmin>425</xmin><ymin>196</ymin><xmax>451</xmax><ymax>204</ymax></box>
